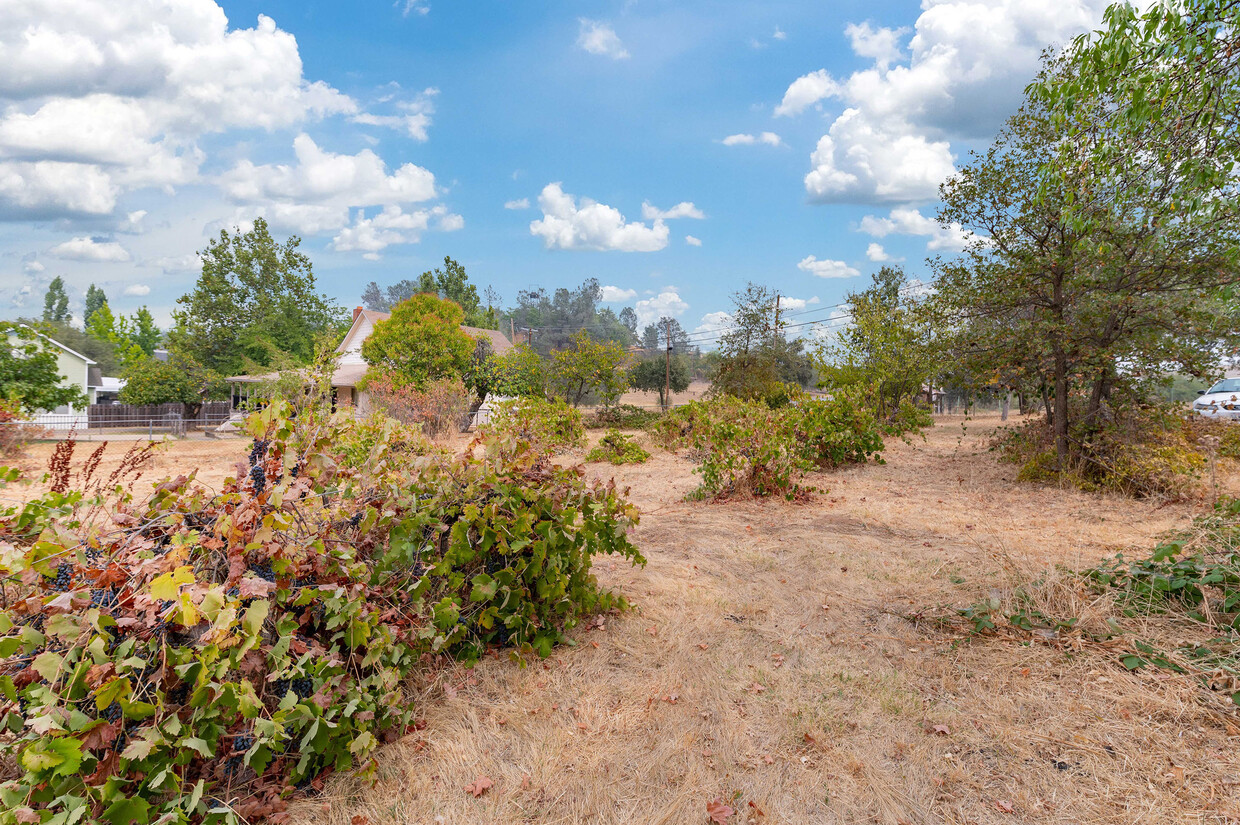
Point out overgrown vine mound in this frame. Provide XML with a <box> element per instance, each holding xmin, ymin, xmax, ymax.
<box><xmin>0</xmin><ymin>398</ymin><xmax>643</xmax><ymax>824</ymax></box>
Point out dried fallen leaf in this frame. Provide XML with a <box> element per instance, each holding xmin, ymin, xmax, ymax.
<box><xmin>464</xmin><ymin>775</ymin><xmax>494</xmax><ymax>798</ymax></box>
<box><xmin>706</xmin><ymin>797</ymin><xmax>735</xmax><ymax>824</ymax></box>
<box><xmin>698</xmin><ymin>643</ymin><xmax>709</xmax><ymax>650</ymax></box>
<box><xmin>351</xmin><ymin>816</ymin><xmax>370</xmax><ymax>825</ymax></box>
<box><xmin>995</xmin><ymin>799</ymin><xmax>1014</xmax><ymax>813</ymax></box>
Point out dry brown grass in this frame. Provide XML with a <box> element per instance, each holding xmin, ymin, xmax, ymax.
<box><xmin>12</xmin><ymin>415</ymin><xmax>1240</xmax><ymax>822</ymax></box>
<box><xmin>285</xmin><ymin>413</ymin><xmax>1240</xmax><ymax>824</ymax></box>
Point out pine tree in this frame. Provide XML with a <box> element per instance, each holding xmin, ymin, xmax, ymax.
<box><xmin>42</xmin><ymin>277</ymin><xmax>70</xmax><ymax>324</ymax></box>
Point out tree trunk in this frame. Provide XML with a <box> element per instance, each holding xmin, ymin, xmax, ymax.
<box><xmin>1041</xmin><ymin>384</ymin><xmax>1053</xmax><ymax>428</ymax></box>
<box><xmin>1053</xmin><ymin>350</ymin><xmax>1070</xmax><ymax>468</ymax></box>
<box><xmin>1001</xmin><ymin>392</ymin><xmax>1009</xmax><ymax>421</ymax></box>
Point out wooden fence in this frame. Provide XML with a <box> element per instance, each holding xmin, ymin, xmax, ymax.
<box><xmin>86</xmin><ymin>401</ymin><xmax>232</xmax><ymax>429</ymax></box>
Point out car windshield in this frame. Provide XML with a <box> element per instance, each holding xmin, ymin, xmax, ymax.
<box><xmin>1208</xmin><ymin>379</ymin><xmax>1240</xmax><ymax>394</ymax></box>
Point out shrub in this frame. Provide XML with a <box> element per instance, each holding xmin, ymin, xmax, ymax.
<box><xmin>366</xmin><ymin>372</ymin><xmax>472</xmax><ymax>438</ymax></box>
<box><xmin>586</xmin><ymin>430</ymin><xmax>651</xmax><ymax>465</ymax></box>
<box><xmin>0</xmin><ymin>394</ymin><xmax>642</xmax><ymax>824</ymax></box>
<box><xmin>994</xmin><ymin>403</ymin><xmax>1208</xmax><ymax>499</ymax></box>
<box><xmin>647</xmin><ymin>401</ymin><xmax>711</xmax><ymax>451</ymax></box>
<box><xmin>586</xmin><ymin>404</ymin><xmax>662</xmax><ymax>430</ymax></box>
<box><xmin>791</xmin><ymin>390</ymin><xmax>887</xmax><ymax>469</ymax></box>
<box><xmin>480</xmin><ymin>397</ymin><xmax>585</xmax><ymax>456</ymax></box>
<box><xmin>688</xmin><ymin>396</ymin><xmax>813</xmax><ymax>500</ymax></box>
<box><xmin>474</xmin><ymin>344</ymin><xmax>546</xmax><ymax>399</ymax></box>
<box><xmin>0</xmin><ymin>400</ymin><xmax>44</xmax><ymax>459</ymax></box>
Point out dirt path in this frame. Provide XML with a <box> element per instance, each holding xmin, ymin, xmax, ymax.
<box><xmin>292</xmin><ymin>415</ymin><xmax>1240</xmax><ymax>825</ymax></box>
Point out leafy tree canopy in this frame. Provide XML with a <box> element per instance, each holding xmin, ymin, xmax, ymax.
<box><xmin>361</xmin><ymin>256</ymin><xmax>499</xmax><ymax>329</ymax></box>
<box><xmin>547</xmin><ymin>332</ymin><xmax>630</xmax><ymax>407</ymax></box>
<box><xmin>641</xmin><ymin>317</ymin><xmax>692</xmax><ymax>352</ymax></box>
<box><xmin>1</xmin><ymin>323</ymin><xmax>88</xmax><ymax>414</ymax></box>
<box><xmin>42</xmin><ymin>277</ymin><xmax>70</xmax><ymax>324</ymax></box>
<box><xmin>814</xmin><ymin>266</ymin><xmax>938</xmax><ymax>418</ymax></box>
<box><xmin>504</xmin><ymin>278</ymin><xmax>633</xmax><ymax>356</ymax></box>
<box><xmin>710</xmin><ymin>283</ymin><xmax>810</xmax><ymax>405</ymax></box>
<box><xmin>935</xmin><ymin>52</ymin><xmax>1240</xmax><ymax>463</ymax></box>
<box><xmin>118</xmin><ymin>354</ymin><xmax>228</xmax><ymax>418</ymax></box>
<box><xmin>629</xmin><ymin>355</ymin><xmax>690</xmax><ymax>408</ymax></box>
<box><xmin>168</xmin><ymin>218</ymin><xmax>343</xmax><ymax>376</ymax></box>
<box><xmin>83</xmin><ymin>284</ymin><xmax>107</xmax><ymax>328</ymax></box>
<box><xmin>361</xmin><ymin>293</ymin><xmax>477</xmax><ymax>388</ymax></box>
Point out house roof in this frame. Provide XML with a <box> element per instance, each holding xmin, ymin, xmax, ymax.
<box><xmin>12</xmin><ymin>324</ymin><xmax>97</xmax><ymax>365</ymax></box>
<box><xmin>335</xmin><ymin>309</ymin><xmax>512</xmax><ymax>357</ymax></box>
<box><xmin>229</xmin><ymin>308</ymin><xmax>511</xmax><ymax>385</ymax></box>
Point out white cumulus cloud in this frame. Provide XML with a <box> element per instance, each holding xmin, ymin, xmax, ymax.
<box><xmin>796</xmin><ymin>256</ymin><xmax>860</xmax><ymax>279</ymax></box>
<box><xmin>640</xmin><ymin>201</ymin><xmax>705</xmax><ymax>221</ymax></box>
<box><xmin>222</xmin><ymin>134</ymin><xmax>437</xmax><ymax>235</ymax></box>
<box><xmin>504</xmin><ymin>198</ymin><xmax>530</xmax><ymax>210</ymax></box>
<box><xmin>0</xmin><ymin>2</ymin><xmax>356</xmax><ymax>218</ymax></box>
<box><xmin>635</xmin><ymin>287</ymin><xmax>689</xmax><ymax>328</ymax></box>
<box><xmin>721</xmin><ymin>132</ymin><xmax>782</xmax><ymax>147</ymax></box>
<box><xmin>866</xmin><ymin>242</ymin><xmax>903</xmax><ymax>262</ymax></box>
<box><xmin>122</xmin><ymin>283</ymin><xmax>151</xmax><ymax>296</ymax></box>
<box><xmin>577</xmin><ymin>19</ymin><xmax>629</xmax><ymax>60</ymax></box>
<box><xmin>777</xmin><ymin>0</ymin><xmax>1111</xmax><ymax>204</ymax></box>
<box><xmin>858</xmin><ymin>207</ymin><xmax>973</xmax><ymax>252</ymax></box>
<box><xmin>529</xmin><ymin>183</ymin><xmax>668</xmax><ymax>252</ymax></box>
<box><xmin>48</xmin><ymin>236</ymin><xmax>130</xmax><ymax>262</ymax></box>
<box><xmin>685</xmin><ymin>235</ymin><xmax>702</xmax><ymax>247</ymax></box>
<box><xmin>780</xmin><ymin>296</ymin><xmax>820</xmax><ymax>311</ymax></box>
<box><xmin>331</xmin><ymin>204</ymin><xmax>462</xmax><ymax>255</ymax></box>
<box><xmin>351</xmin><ymin>87</ymin><xmax>438</xmax><ymax>141</ymax></box>
<box><xmin>600</xmin><ymin>285</ymin><xmax>637</xmax><ymax>302</ymax></box>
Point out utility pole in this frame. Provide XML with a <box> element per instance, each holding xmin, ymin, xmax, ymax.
<box><xmin>663</xmin><ymin>318</ymin><xmax>672</xmax><ymax>410</ymax></box>
<box><xmin>510</xmin><ymin>318</ymin><xmax>515</xmax><ymax>345</ymax></box>
<box><xmin>773</xmin><ymin>294</ymin><xmax>781</xmax><ymax>346</ymax></box>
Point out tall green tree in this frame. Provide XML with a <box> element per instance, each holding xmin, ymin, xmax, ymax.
<box><xmin>124</xmin><ymin>307</ymin><xmax>161</xmax><ymax>357</ymax></box>
<box><xmin>361</xmin><ymin>293</ymin><xmax>477</xmax><ymax>388</ymax></box>
<box><xmin>42</xmin><ymin>277</ymin><xmax>70</xmax><ymax>324</ymax></box>
<box><xmin>641</xmin><ymin>317</ymin><xmax>691</xmax><ymax>352</ymax></box>
<box><xmin>84</xmin><ymin>301</ymin><xmax>118</xmax><ymax>346</ymax></box>
<box><xmin>504</xmin><ymin>278</ymin><xmax>633</xmax><ymax>356</ymax></box>
<box><xmin>547</xmin><ymin>332</ymin><xmax>629</xmax><ymax>407</ymax></box>
<box><xmin>361</xmin><ymin>256</ymin><xmax>499</xmax><ymax>329</ymax></box>
<box><xmin>814</xmin><ymin>267</ymin><xmax>938</xmax><ymax>418</ymax></box>
<box><xmin>168</xmin><ymin>218</ymin><xmax>342</xmax><ymax>375</ymax></box>
<box><xmin>1033</xmin><ymin>0</ymin><xmax>1240</xmax><ymax>252</ymax></box>
<box><xmin>1</xmin><ymin>324</ymin><xmax>88</xmax><ymax>414</ymax></box>
<box><xmin>710</xmin><ymin>283</ymin><xmax>786</xmax><ymax>405</ymax></box>
<box><xmin>119</xmin><ymin>354</ymin><xmax>227</xmax><ymax>419</ymax></box>
<box><xmin>935</xmin><ymin>54</ymin><xmax>1240</xmax><ymax>464</ymax></box>
<box><xmin>629</xmin><ymin>356</ymin><xmax>690</xmax><ymax>408</ymax></box>
<box><xmin>83</xmin><ymin>284</ymin><xmax>107</xmax><ymax>327</ymax></box>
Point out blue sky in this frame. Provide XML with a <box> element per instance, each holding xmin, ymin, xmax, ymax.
<box><xmin>0</xmin><ymin>0</ymin><xmax>1113</xmax><ymax>344</ymax></box>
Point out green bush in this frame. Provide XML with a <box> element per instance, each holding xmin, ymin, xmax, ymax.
<box><xmin>586</xmin><ymin>404</ymin><xmax>662</xmax><ymax>430</ymax></box>
<box><xmin>647</xmin><ymin>401</ymin><xmax>711</xmax><ymax>451</ymax></box>
<box><xmin>791</xmin><ymin>390</ymin><xmax>887</xmax><ymax>469</ymax></box>
<box><xmin>994</xmin><ymin>404</ymin><xmax>1207</xmax><ymax>499</ymax></box>
<box><xmin>688</xmin><ymin>396</ymin><xmax>812</xmax><ymax>500</ymax></box>
<box><xmin>480</xmin><ymin>396</ymin><xmax>585</xmax><ymax>456</ymax></box>
<box><xmin>0</xmin><ymin>395</ymin><xmax>642</xmax><ymax>824</ymax></box>
<box><xmin>586</xmin><ymin>430</ymin><xmax>651</xmax><ymax>465</ymax></box>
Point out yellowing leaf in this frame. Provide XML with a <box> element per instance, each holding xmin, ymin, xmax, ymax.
<box><xmin>150</xmin><ymin>566</ymin><xmax>195</xmax><ymax>601</ymax></box>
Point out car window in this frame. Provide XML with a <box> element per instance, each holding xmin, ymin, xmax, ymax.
<box><xmin>1208</xmin><ymin>379</ymin><xmax>1240</xmax><ymax>393</ymax></box>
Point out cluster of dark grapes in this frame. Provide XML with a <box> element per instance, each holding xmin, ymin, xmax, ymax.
<box><xmin>51</xmin><ymin>562</ymin><xmax>73</xmax><ymax>591</ymax></box>
<box><xmin>224</xmin><ymin>732</ymin><xmax>255</xmax><ymax>775</ymax></box>
<box><xmin>150</xmin><ymin>600</ymin><xmax>174</xmax><ymax>637</ymax></box>
<box><xmin>348</xmin><ymin>512</ymin><xmax>364</xmax><ymax>527</ymax></box>
<box><xmin>167</xmin><ymin>682</ymin><xmax>191</xmax><ymax>705</ymax></box>
<box><xmin>18</xmin><ymin>614</ymin><xmax>45</xmax><ymax>632</ymax></box>
<box><xmin>249</xmin><ymin>463</ymin><xmax>266</xmax><ymax>493</ymax></box>
<box><xmin>249</xmin><ymin>562</ymin><xmax>276</xmax><ymax>583</ymax></box>
<box><xmin>91</xmin><ymin>588</ymin><xmax>119</xmax><ymax>611</ymax></box>
<box><xmin>248</xmin><ymin>439</ymin><xmax>269</xmax><ymax>467</ymax></box>
<box><xmin>269</xmin><ymin>676</ymin><xmax>315</xmax><ymax>701</ymax></box>
<box><xmin>100</xmin><ymin>701</ymin><xmax>123</xmax><ymax>724</ymax></box>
